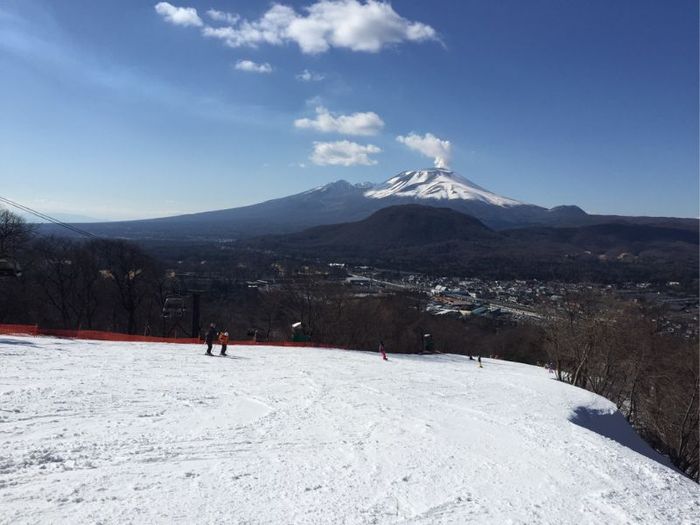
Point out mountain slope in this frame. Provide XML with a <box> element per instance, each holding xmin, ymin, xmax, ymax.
<box><xmin>269</xmin><ymin>204</ymin><xmax>499</xmax><ymax>248</ymax></box>
<box><xmin>35</xmin><ymin>170</ymin><xmax>588</xmax><ymax>239</ymax></box>
<box><xmin>365</xmin><ymin>168</ymin><xmax>523</xmax><ymax>206</ymax></box>
<box><xmin>508</xmin><ymin>223</ymin><xmax>700</xmax><ymax>250</ymax></box>
<box><xmin>251</xmin><ymin>205</ymin><xmax>699</xmax><ymax>282</ymax></box>
<box><xmin>2</xmin><ymin>335</ymin><xmax>697</xmax><ymax>524</ymax></box>
<box><xmin>36</xmin><ymin>168</ymin><xmax>697</xmax><ymax>240</ymax></box>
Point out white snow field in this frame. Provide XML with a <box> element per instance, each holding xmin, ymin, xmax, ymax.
<box><xmin>1</xmin><ymin>336</ymin><xmax>697</xmax><ymax>524</ymax></box>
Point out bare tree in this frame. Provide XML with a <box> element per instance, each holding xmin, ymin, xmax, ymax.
<box><xmin>544</xmin><ymin>292</ymin><xmax>699</xmax><ymax>481</ymax></box>
<box><xmin>0</xmin><ymin>208</ymin><xmax>33</xmax><ymax>256</ymax></box>
<box><xmin>94</xmin><ymin>239</ymin><xmax>160</xmax><ymax>334</ymax></box>
<box><xmin>34</xmin><ymin>237</ymin><xmax>81</xmax><ymax>328</ymax></box>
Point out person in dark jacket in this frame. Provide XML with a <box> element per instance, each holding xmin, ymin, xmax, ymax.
<box><xmin>379</xmin><ymin>340</ymin><xmax>388</xmax><ymax>361</ymax></box>
<box><xmin>205</xmin><ymin>323</ymin><xmax>217</xmax><ymax>355</ymax></box>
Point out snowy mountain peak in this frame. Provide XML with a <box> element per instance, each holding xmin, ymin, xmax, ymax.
<box><xmin>364</xmin><ymin>169</ymin><xmax>524</xmax><ymax>207</ymax></box>
<box><xmin>306</xmin><ymin>180</ymin><xmax>373</xmax><ymax>194</ymax></box>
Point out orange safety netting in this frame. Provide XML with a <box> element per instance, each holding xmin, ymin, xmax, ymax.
<box><xmin>0</xmin><ymin>324</ymin><xmax>198</xmax><ymax>344</ymax></box>
<box><xmin>0</xmin><ymin>324</ymin><xmax>354</xmax><ymax>350</ymax></box>
<box><xmin>0</xmin><ymin>324</ymin><xmax>39</xmax><ymax>336</ymax></box>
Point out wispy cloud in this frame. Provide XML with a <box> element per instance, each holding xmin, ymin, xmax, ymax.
<box><xmin>234</xmin><ymin>59</ymin><xmax>273</xmax><ymax>74</ymax></box>
<box><xmin>310</xmin><ymin>140</ymin><xmax>381</xmax><ymax>166</ymax></box>
<box><xmin>296</xmin><ymin>69</ymin><xmax>325</xmax><ymax>82</ymax></box>
<box><xmin>0</xmin><ymin>6</ymin><xmax>289</xmax><ymax>129</ymax></box>
<box><xmin>397</xmin><ymin>132</ymin><xmax>452</xmax><ymax>169</ymax></box>
<box><xmin>206</xmin><ymin>9</ymin><xmax>240</xmax><ymax>25</ymax></box>
<box><xmin>154</xmin><ymin>2</ymin><xmax>202</xmax><ymax>27</ymax></box>
<box><xmin>159</xmin><ymin>1</ymin><xmax>439</xmax><ymax>54</ymax></box>
<box><xmin>295</xmin><ymin>106</ymin><xmax>384</xmax><ymax>136</ymax></box>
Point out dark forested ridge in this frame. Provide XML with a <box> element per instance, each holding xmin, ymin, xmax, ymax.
<box><xmin>247</xmin><ymin>205</ymin><xmax>699</xmax><ymax>286</ymax></box>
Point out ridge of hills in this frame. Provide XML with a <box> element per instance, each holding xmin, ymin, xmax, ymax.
<box><xmin>248</xmin><ymin>204</ymin><xmax>699</xmax><ymax>283</ymax></box>
<box><xmin>36</xmin><ymin>169</ymin><xmax>698</xmax><ymax>240</ymax></box>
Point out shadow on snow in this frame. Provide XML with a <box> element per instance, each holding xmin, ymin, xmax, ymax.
<box><xmin>569</xmin><ymin>406</ymin><xmax>675</xmax><ymax>471</ymax></box>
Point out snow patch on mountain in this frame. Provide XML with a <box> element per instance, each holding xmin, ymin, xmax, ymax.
<box><xmin>365</xmin><ymin>169</ymin><xmax>524</xmax><ymax>207</ymax></box>
<box><xmin>304</xmin><ymin>180</ymin><xmax>369</xmax><ymax>194</ymax></box>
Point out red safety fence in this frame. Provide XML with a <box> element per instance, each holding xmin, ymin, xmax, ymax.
<box><xmin>0</xmin><ymin>324</ymin><xmax>354</xmax><ymax>350</ymax></box>
<box><xmin>0</xmin><ymin>324</ymin><xmax>39</xmax><ymax>336</ymax></box>
<box><xmin>0</xmin><ymin>324</ymin><xmax>198</xmax><ymax>344</ymax></box>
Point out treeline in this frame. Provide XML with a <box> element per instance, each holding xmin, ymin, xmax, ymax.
<box><xmin>1</xmin><ymin>210</ymin><xmax>541</xmax><ymax>357</ymax></box>
<box><xmin>543</xmin><ymin>293</ymin><xmax>699</xmax><ymax>481</ymax></box>
<box><xmin>301</xmin><ymin>249</ymin><xmax>698</xmax><ymax>292</ymax></box>
<box><xmin>0</xmin><ymin>209</ymin><xmax>170</xmax><ymax>334</ymax></box>
<box><xmin>1</xmin><ymin>237</ymin><xmax>166</xmax><ymax>335</ymax></box>
<box><xmin>215</xmin><ymin>279</ymin><xmax>545</xmax><ymax>361</ymax></box>
<box><xmin>248</xmin><ymin>238</ymin><xmax>699</xmax><ymax>292</ymax></box>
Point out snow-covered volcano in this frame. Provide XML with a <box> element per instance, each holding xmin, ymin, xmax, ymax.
<box><xmin>43</xmin><ymin>168</ymin><xmax>590</xmax><ymax>239</ymax></box>
<box><xmin>365</xmin><ymin>169</ymin><xmax>524</xmax><ymax>207</ymax></box>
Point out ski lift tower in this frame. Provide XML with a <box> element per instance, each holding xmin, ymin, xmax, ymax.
<box><xmin>160</xmin><ymin>291</ymin><xmax>201</xmax><ymax>339</ymax></box>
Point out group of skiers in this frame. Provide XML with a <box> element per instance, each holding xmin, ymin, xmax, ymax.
<box><xmin>203</xmin><ymin>324</ymin><xmax>489</xmax><ymax>368</ymax></box>
<box><xmin>204</xmin><ymin>323</ymin><xmax>229</xmax><ymax>356</ymax></box>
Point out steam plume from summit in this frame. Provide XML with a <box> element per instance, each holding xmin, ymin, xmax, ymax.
<box><xmin>397</xmin><ymin>132</ymin><xmax>452</xmax><ymax>169</ymax></box>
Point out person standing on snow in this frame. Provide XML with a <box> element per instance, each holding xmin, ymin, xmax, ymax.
<box><xmin>219</xmin><ymin>329</ymin><xmax>229</xmax><ymax>356</ymax></box>
<box><xmin>379</xmin><ymin>340</ymin><xmax>388</xmax><ymax>361</ymax></box>
<box><xmin>205</xmin><ymin>323</ymin><xmax>217</xmax><ymax>355</ymax></box>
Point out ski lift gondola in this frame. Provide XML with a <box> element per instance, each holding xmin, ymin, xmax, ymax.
<box><xmin>162</xmin><ymin>296</ymin><xmax>186</xmax><ymax>319</ymax></box>
<box><xmin>0</xmin><ymin>258</ymin><xmax>22</xmax><ymax>278</ymax></box>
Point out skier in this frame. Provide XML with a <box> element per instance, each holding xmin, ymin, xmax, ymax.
<box><xmin>205</xmin><ymin>323</ymin><xmax>217</xmax><ymax>355</ymax></box>
<box><xmin>379</xmin><ymin>340</ymin><xmax>388</xmax><ymax>361</ymax></box>
<box><xmin>219</xmin><ymin>329</ymin><xmax>229</xmax><ymax>356</ymax></box>
<box><xmin>477</xmin><ymin>355</ymin><xmax>483</xmax><ymax>368</ymax></box>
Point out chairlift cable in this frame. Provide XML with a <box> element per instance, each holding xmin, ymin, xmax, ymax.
<box><xmin>0</xmin><ymin>195</ymin><xmax>98</xmax><ymax>239</ymax></box>
<box><xmin>0</xmin><ymin>195</ymin><xmax>95</xmax><ymax>237</ymax></box>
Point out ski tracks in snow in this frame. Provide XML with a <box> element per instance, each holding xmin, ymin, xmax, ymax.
<box><xmin>1</xmin><ymin>337</ymin><xmax>698</xmax><ymax>524</ymax></box>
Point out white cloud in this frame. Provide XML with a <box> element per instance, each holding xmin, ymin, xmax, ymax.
<box><xmin>286</xmin><ymin>0</ymin><xmax>438</xmax><ymax>53</ymax></box>
<box><xmin>234</xmin><ymin>59</ymin><xmax>273</xmax><ymax>74</ymax></box>
<box><xmin>295</xmin><ymin>106</ymin><xmax>384</xmax><ymax>136</ymax></box>
<box><xmin>193</xmin><ymin>1</ymin><xmax>438</xmax><ymax>54</ymax></box>
<box><xmin>154</xmin><ymin>2</ymin><xmax>203</xmax><ymax>27</ymax></box>
<box><xmin>202</xmin><ymin>4</ymin><xmax>294</xmax><ymax>48</ymax></box>
<box><xmin>296</xmin><ymin>69</ymin><xmax>325</xmax><ymax>82</ymax></box>
<box><xmin>396</xmin><ymin>132</ymin><xmax>452</xmax><ymax>169</ymax></box>
<box><xmin>310</xmin><ymin>140</ymin><xmax>381</xmax><ymax>166</ymax></box>
<box><xmin>206</xmin><ymin>9</ymin><xmax>240</xmax><ymax>25</ymax></box>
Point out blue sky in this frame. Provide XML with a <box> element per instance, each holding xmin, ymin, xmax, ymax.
<box><xmin>0</xmin><ymin>0</ymin><xmax>697</xmax><ymax>220</ymax></box>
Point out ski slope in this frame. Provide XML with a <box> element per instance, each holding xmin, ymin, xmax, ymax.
<box><xmin>0</xmin><ymin>336</ymin><xmax>697</xmax><ymax>524</ymax></box>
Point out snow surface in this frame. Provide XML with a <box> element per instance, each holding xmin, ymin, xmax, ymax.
<box><xmin>364</xmin><ymin>169</ymin><xmax>524</xmax><ymax>207</ymax></box>
<box><xmin>1</xmin><ymin>336</ymin><xmax>697</xmax><ymax>524</ymax></box>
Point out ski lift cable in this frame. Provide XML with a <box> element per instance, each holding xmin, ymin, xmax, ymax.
<box><xmin>0</xmin><ymin>195</ymin><xmax>96</xmax><ymax>238</ymax></box>
<box><xmin>0</xmin><ymin>196</ymin><xmax>71</xmax><ymax>227</ymax></box>
<box><xmin>0</xmin><ymin>195</ymin><xmax>98</xmax><ymax>239</ymax></box>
